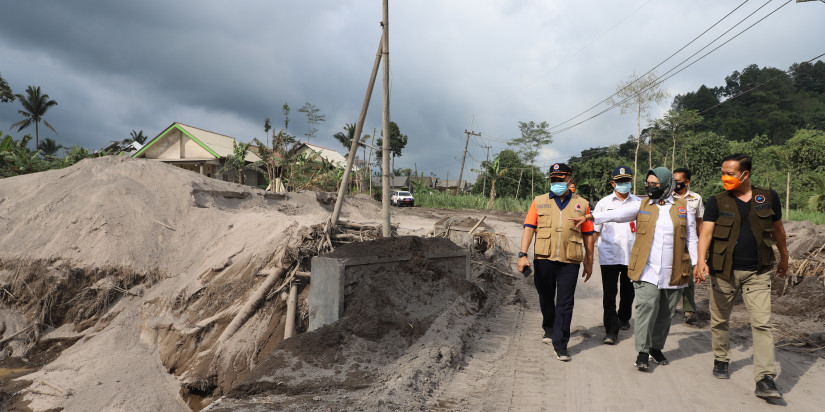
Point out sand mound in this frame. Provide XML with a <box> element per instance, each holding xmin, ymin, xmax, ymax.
<box><xmin>0</xmin><ymin>156</ymin><xmax>383</xmax><ymax>411</ymax></box>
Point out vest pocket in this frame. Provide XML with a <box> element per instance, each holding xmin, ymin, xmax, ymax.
<box><xmin>711</xmin><ymin>241</ymin><xmax>727</xmax><ymax>270</ymax></box>
<box><xmin>628</xmin><ymin>248</ymin><xmax>639</xmax><ymax>271</ymax></box>
<box><xmin>535</xmin><ymin>228</ymin><xmax>552</xmax><ymax>256</ymax></box>
<box><xmin>636</xmin><ymin>212</ymin><xmax>651</xmax><ymax>235</ymax></box>
<box><xmin>680</xmin><ymin>253</ymin><xmax>691</xmax><ymax>278</ymax></box>
<box><xmin>566</xmin><ymin>236</ymin><xmax>584</xmax><ymax>262</ymax></box>
<box><xmin>713</xmin><ymin>216</ymin><xmax>734</xmax><ymax>238</ymax></box>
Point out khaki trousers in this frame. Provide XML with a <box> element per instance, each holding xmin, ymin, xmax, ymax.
<box><xmin>710</xmin><ymin>268</ymin><xmax>776</xmax><ymax>382</ymax></box>
<box><xmin>633</xmin><ymin>281</ymin><xmax>681</xmax><ymax>353</ymax></box>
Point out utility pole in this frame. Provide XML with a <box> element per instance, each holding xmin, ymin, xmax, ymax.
<box><xmin>481</xmin><ymin>145</ymin><xmax>491</xmax><ymax>196</ymax></box>
<box><xmin>456</xmin><ymin>129</ymin><xmax>481</xmax><ymax>195</ymax></box>
<box><xmin>381</xmin><ymin>0</ymin><xmax>391</xmax><ymax>237</ymax></box>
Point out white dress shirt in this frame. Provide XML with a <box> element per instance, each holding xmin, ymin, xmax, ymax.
<box><xmin>593</xmin><ymin>196</ymin><xmax>698</xmax><ymax>289</ymax></box>
<box><xmin>593</xmin><ymin>192</ymin><xmax>641</xmax><ymax>265</ymax></box>
<box><xmin>673</xmin><ymin>189</ymin><xmax>704</xmax><ymax>222</ymax></box>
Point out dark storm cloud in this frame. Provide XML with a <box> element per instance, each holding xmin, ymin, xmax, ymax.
<box><xmin>1</xmin><ymin>1</ymin><xmax>824</xmax><ymax>181</ymax></box>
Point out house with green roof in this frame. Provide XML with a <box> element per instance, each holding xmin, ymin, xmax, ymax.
<box><xmin>132</xmin><ymin>122</ymin><xmax>263</xmax><ymax>186</ymax></box>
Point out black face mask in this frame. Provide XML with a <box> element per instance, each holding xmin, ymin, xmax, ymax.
<box><xmin>674</xmin><ymin>182</ymin><xmax>686</xmax><ymax>192</ymax></box>
<box><xmin>646</xmin><ymin>184</ymin><xmax>664</xmax><ymax>200</ymax></box>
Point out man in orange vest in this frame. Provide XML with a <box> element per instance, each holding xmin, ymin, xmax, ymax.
<box><xmin>694</xmin><ymin>153</ymin><xmax>788</xmax><ymax>400</ymax></box>
<box><xmin>518</xmin><ymin>163</ymin><xmax>595</xmax><ymax>362</ymax></box>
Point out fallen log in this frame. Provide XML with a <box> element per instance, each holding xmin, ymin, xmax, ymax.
<box><xmin>217</xmin><ymin>261</ymin><xmax>287</xmax><ymax>345</ymax></box>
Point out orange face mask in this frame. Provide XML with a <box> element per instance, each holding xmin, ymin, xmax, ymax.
<box><xmin>722</xmin><ymin>171</ymin><xmax>745</xmax><ymax>191</ymax></box>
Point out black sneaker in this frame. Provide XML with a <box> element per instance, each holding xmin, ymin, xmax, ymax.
<box><xmin>634</xmin><ymin>352</ymin><xmax>649</xmax><ymax>371</ymax></box>
<box><xmin>754</xmin><ymin>375</ymin><xmax>782</xmax><ymax>399</ymax></box>
<box><xmin>684</xmin><ymin>312</ymin><xmax>698</xmax><ymax>325</ymax></box>
<box><xmin>713</xmin><ymin>360</ymin><xmax>730</xmax><ymax>379</ymax></box>
<box><xmin>542</xmin><ymin>332</ymin><xmax>553</xmax><ymax>345</ymax></box>
<box><xmin>554</xmin><ymin>348</ymin><xmax>571</xmax><ymax>362</ymax></box>
<box><xmin>620</xmin><ymin>320</ymin><xmax>631</xmax><ymax>330</ymax></box>
<box><xmin>603</xmin><ymin>335</ymin><xmax>617</xmax><ymax>345</ymax></box>
<box><xmin>649</xmin><ymin>348</ymin><xmax>668</xmax><ymax>365</ymax></box>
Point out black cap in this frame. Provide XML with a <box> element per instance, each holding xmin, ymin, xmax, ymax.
<box><xmin>547</xmin><ymin>163</ymin><xmax>572</xmax><ymax>178</ymax></box>
<box><xmin>612</xmin><ymin>166</ymin><xmax>632</xmax><ymax>180</ymax></box>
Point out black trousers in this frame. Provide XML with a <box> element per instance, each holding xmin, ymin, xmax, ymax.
<box><xmin>533</xmin><ymin>259</ymin><xmax>580</xmax><ymax>351</ymax></box>
<box><xmin>600</xmin><ymin>264</ymin><xmax>635</xmax><ymax>336</ymax></box>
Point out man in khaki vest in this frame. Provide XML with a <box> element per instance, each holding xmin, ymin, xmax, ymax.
<box><xmin>694</xmin><ymin>153</ymin><xmax>788</xmax><ymax>400</ymax></box>
<box><xmin>518</xmin><ymin>163</ymin><xmax>595</xmax><ymax>362</ymax></box>
<box><xmin>573</xmin><ymin>167</ymin><xmax>698</xmax><ymax>372</ymax></box>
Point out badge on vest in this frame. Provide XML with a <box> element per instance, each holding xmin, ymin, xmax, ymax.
<box><xmin>678</xmin><ymin>206</ymin><xmax>687</xmax><ymax>215</ymax></box>
<box><xmin>755</xmin><ymin>194</ymin><xmax>766</xmax><ymax>204</ymax></box>
<box><xmin>575</xmin><ymin>203</ymin><xmax>582</xmax><ymax>211</ymax></box>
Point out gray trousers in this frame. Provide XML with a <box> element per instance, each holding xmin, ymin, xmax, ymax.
<box><xmin>633</xmin><ymin>281</ymin><xmax>681</xmax><ymax>353</ymax></box>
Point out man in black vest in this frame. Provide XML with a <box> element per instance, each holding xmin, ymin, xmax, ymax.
<box><xmin>694</xmin><ymin>153</ymin><xmax>788</xmax><ymax>400</ymax></box>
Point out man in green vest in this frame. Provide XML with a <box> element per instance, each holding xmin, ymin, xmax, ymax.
<box><xmin>518</xmin><ymin>163</ymin><xmax>595</xmax><ymax>362</ymax></box>
<box><xmin>694</xmin><ymin>153</ymin><xmax>788</xmax><ymax>400</ymax></box>
<box><xmin>572</xmin><ymin>167</ymin><xmax>698</xmax><ymax>372</ymax></box>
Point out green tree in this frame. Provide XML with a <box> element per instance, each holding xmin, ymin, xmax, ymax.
<box><xmin>122</xmin><ymin>130</ymin><xmax>148</xmax><ymax>145</ymax></box>
<box><xmin>218</xmin><ymin>140</ymin><xmax>262</xmax><ymax>185</ymax></box>
<box><xmin>297</xmin><ymin>102</ymin><xmax>326</xmax><ymax>143</ymax></box>
<box><xmin>37</xmin><ymin>137</ymin><xmax>64</xmax><ymax>157</ymax></box>
<box><xmin>807</xmin><ymin>174</ymin><xmax>825</xmax><ymax>212</ymax></box>
<box><xmin>282</xmin><ymin>103</ymin><xmax>291</xmax><ymax>134</ymax></box>
<box><xmin>509</xmin><ymin>121</ymin><xmax>552</xmax><ymax>198</ymax></box>
<box><xmin>332</xmin><ymin>122</ymin><xmax>366</xmax><ymax>151</ymax></box>
<box><xmin>0</xmin><ymin>72</ymin><xmax>13</xmax><ymax>103</ymax></box>
<box><xmin>0</xmin><ymin>134</ymin><xmax>43</xmax><ymax>177</ymax></box>
<box><xmin>12</xmin><ymin>85</ymin><xmax>59</xmax><ymax>149</ymax></box>
<box><xmin>653</xmin><ymin>109</ymin><xmax>703</xmax><ymax>170</ymax></box>
<box><xmin>608</xmin><ymin>72</ymin><xmax>669</xmax><ymax>193</ymax></box>
<box><xmin>680</xmin><ymin>131</ymin><xmax>731</xmax><ymax>199</ymax></box>
<box><xmin>375</xmin><ymin>122</ymin><xmax>408</xmax><ymax>172</ymax></box>
<box><xmin>264</xmin><ymin>117</ymin><xmax>272</xmax><ymax>147</ymax></box>
<box><xmin>472</xmin><ymin>149</ymin><xmax>537</xmax><ymax>199</ymax></box>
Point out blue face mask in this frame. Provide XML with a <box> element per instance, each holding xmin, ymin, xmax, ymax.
<box><xmin>550</xmin><ymin>182</ymin><xmax>568</xmax><ymax>196</ymax></box>
<box><xmin>615</xmin><ymin>182</ymin><xmax>632</xmax><ymax>194</ymax></box>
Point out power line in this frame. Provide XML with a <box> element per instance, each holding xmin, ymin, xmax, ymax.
<box><xmin>547</xmin><ymin>0</ymin><xmax>759</xmax><ymax>133</ymax></box>
<box><xmin>550</xmin><ymin>0</ymin><xmax>793</xmax><ymax>136</ymax></box>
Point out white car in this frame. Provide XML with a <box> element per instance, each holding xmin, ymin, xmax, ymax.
<box><xmin>391</xmin><ymin>191</ymin><xmax>415</xmax><ymax>207</ymax></box>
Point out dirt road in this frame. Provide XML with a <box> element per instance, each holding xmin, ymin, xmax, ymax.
<box><xmin>400</xmin><ymin>207</ymin><xmax>825</xmax><ymax>411</ymax></box>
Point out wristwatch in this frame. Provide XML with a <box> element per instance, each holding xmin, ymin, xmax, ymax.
<box><xmin>518</xmin><ymin>252</ymin><xmax>528</xmax><ymax>258</ymax></box>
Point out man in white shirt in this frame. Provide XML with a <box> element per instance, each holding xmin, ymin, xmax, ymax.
<box><xmin>593</xmin><ymin>166</ymin><xmax>640</xmax><ymax>344</ymax></box>
<box><xmin>572</xmin><ymin>167</ymin><xmax>698</xmax><ymax>372</ymax></box>
<box><xmin>672</xmin><ymin>168</ymin><xmax>704</xmax><ymax>325</ymax></box>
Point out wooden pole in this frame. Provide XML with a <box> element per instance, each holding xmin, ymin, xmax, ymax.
<box><xmin>331</xmin><ymin>36</ymin><xmax>384</xmax><ymax>225</ymax></box>
<box><xmin>456</xmin><ymin>129</ymin><xmax>481</xmax><ymax>195</ymax></box>
<box><xmin>786</xmin><ymin>172</ymin><xmax>790</xmax><ymax>219</ymax></box>
<box><xmin>368</xmin><ymin>128</ymin><xmax>376</xmax><ymax>196</ymax></box>
<box><xmin>381</xmin><ymin>0</ymin><xmax>391</xmax><ymax>237</ymax></box>
<box><xmin>284</xmin><ymin>281</ymin><xmax>298</xmax><ymax>339</ymax></box>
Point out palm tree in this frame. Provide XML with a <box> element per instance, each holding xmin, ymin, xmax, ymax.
<box><xmin>37</xmin><ymin>137</ymin><xmax>64</xmax><ymax>157</ymax></box>
<box><xmin>12</xmin><ymin>85</ymin><xmax>58</xmax><ymax>149</ymax></box>
<box><xmin>122</xmin><ymin>130</ymin><xmax>148</xmax><ymax>146</ymax></box>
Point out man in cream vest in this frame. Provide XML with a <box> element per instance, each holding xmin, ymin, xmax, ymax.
<box><xmin>573</xmin><ymin>167</ymin><xmax>698</xmax><ymax>372</ymax></box>
<box><xmin>518</xmin><ymin>163</ymin><xmax>595</xmax><ymax>362</ymax></box>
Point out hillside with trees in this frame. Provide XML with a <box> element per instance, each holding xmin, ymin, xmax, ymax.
<box><xmin>561</xmin><ymin>60</ymin><xmax>825</xmax><ymax>211</ymax></box>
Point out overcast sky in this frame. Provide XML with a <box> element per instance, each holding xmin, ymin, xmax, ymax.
<box><xmin>2</xmin><ymin>0</ymin><xmax>823</xmax><ymax>181</ymax></box>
